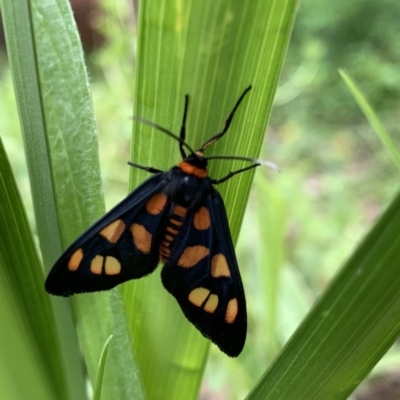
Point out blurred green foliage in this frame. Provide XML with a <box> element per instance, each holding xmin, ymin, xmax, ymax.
<box><xmin>267</xmin><ymin>0</ymin><xmax>400</xmax><ymax>294</ymax></box>
<box><xmin>276</xmin><ymin>0</ymin><xmax>400</xmax><ymax>130</ymax></box>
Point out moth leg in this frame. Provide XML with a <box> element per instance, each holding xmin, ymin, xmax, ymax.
<box><xmin>211</xmin><ymin>162</ymin><xmax>260</xmax><ymax>185</ymax></box>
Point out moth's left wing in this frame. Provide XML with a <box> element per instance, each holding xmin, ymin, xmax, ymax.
<box><xmin>161</xmin><ymin>189</ymin><xmax>247</xmax><ymax>357</ymax></box>
<box><xmin>46</xmin><ymin>174</ymin><xmax>168</xmax><ymax>296</ymax></box>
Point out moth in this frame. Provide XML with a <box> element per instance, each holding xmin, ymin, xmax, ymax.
<box><xmin>46</xmin><ymin>86</ymin><xmax>277</xmax><ymax>356</ymax></box>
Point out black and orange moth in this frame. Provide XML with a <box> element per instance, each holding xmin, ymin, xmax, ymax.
<box><xmin>46</xmin><ymin>86</ymin><xmax>277</xmax><ymax>357</ymax></box>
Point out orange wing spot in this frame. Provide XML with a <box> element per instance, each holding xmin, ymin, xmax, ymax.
<box><xmin>105</xmin><ymin>256</ymin><xmax>121</xmax><ymax>275</ymax></box>
<box><xmin>188</xmin><ymin>287</ymin><xmax>210</xmax><ymax>307</ymax></box>
<box><xmin>90</xmin><ymin>255</ymin><xmax>104</xmax><ymax>275</ymax></box>
<box><xmin>178</xmin><ymin>245</ymin><xmax>209</xmax><ymax>268</ymax></box>
<box><xmin>225</xmin><ymin>298</ymin><xmax>238</xmax><ymax>324</ymax></box>
<box><xmin>166</xmin><ymin>226</ymin><xmax>179</xmax><ymax>235</ymax></box>
<box><xmin>173</xmin><ymin>205</ymin><xmax>187</xmax><ymax>217</ymax></box>
<box><xmin>99</xmin><ymin>219</ymin><xmax>126</xmax><ymax>243</ymax></box>
<box><xmin>179</xmin><ymin>161</ymin><xmax>208</xmax><ymax>178</ymax></box>
<box><xmin>131</xmin><ymin>223</ymin><xmax>152</xmax><ymax>254</ymax></box>
<box><xmin>146</xmin><ymin>193</ymin><xmax>168</xmax><ymax>215</ymax></box>
<box><xmin>68</xmin><ymin>248</ymin><xmax>83</xmax><ymax>271</ymax></box>
<box><xmin>204</xmin><ymin>294</ymin><xmax>219</xmax><ymax>313</ymax></box>
<box><xmin>193</xmin><ymin>206</ymin><xmax>211</xmax><ymax>230</ymax></box>
<box><xmin>211</xmin><ymin>254</ymin><xmax>231</xmax><ymax>278</ymax></box>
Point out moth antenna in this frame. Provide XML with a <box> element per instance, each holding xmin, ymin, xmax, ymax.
<box><xmin>134</xmin><ymin>116</ymin><xmax>196</xmax><ymax>155</ymax></box>
<box><xmin>206</xmin><ymin>155</ymin><xmax>280</xmax><ymax>173</ymax></box>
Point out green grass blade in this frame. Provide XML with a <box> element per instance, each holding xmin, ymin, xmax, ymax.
<box><xmin>254</xmin><ymin>175</ymin><xmax>287</xmax><ymax>357</ymax></box>
<box><xmin>122</xmin><ymin>1</ymin><xmax>298</xmax><ymax>399</ymax></box>
<box><xmin>247</xmin><ymin>189</ymin><xmax>400</xmax><ymax>399</ymax></box>
<box><xmin>93</xmin><ymin>335</ymin><xmax>113</xmax><ymax>400</ymax></box>
<box><xmin>339</xmin><ymin>69</ymin><xmax>400</xmax><ymax>172</ymax></box>
<box><xmin>0</xmin><ymin>137</ymin><xmax>61</xmax><ymax>399</ymax></box>
<box><xmin>0</xmin><ymin>276</ymin><xmax>54</xmax><ymax>400</ymax></box>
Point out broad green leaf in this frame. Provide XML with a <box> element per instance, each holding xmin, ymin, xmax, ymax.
<box><xmin>0</xmin><ymin>0</ymin><xmax>86</xmax><ymax>398</ymax></box>
<box><xmin>3</xmin><ymin>0</ymin><xmax>143</xmax><ymax>398</ymax></box>
<box><xmin>29</xmin><ymin>0</ymin><xmax>143</xmax><ymax>398</ymax></box>
<box><xmin>122</xmin><ymin>1</ymin><xmax>298</xmax><ymax>399</ymax></box>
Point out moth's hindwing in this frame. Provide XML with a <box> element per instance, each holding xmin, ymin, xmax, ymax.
<box><xmin>161</xmin><ymin>189</ymin><xmax>246</xmax><ymax>357</ymax></box>
<box><xmin>45</xmin><ymin>174</ymin><xmax>168</xmax><ymax>296</ymax></box>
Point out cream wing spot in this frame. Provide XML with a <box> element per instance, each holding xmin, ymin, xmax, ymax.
<box><xmin>90</xmin><ymin>255</ymin><xmax>104</xmax><ymax>275</ymax></box>
<box><xmin>193</xmin><ymin>206</ymin><xmax>211</xmax><ymax>230</ymax></box>
<box><xmin>99</xmin><ymin>219</ymin><xmax>126</xmax><ymax>243</ymax></box>
<box><xmin>211</xmin><ymin>254</ymin><xmax>231</xmax><ymax>278</ymax></box>
<box><xmin>131</xmin><ymin>223</ymin><xmax>152</xmax><ymax>254</ymax></box>
<box><xmin>68</xmin><ymin>248</ymin><xmax>83</xmax><ymax>271</ymax></box>
<box><xmin>225</xmin><ymin>298</ymin><xmax>238</xmax><ymax>324</ymax></box>
<box><xmin>178</xmin><ymin>246</ymin><xmax>209</xmax><ymax>268</ymax></box>
<box><xmin>188</xmin><ymin>287</ymin><xmax>210</xmax><ymax>307</ymax></box>
<box><xmin>203</xmin><ymin>294</ymin><xmax>219</xmax><ymax>313</ymax></box>
<box><xmin>105</xmin><ymin>256</ymin><xmax>121</xmax><ymax>275</ymax></box>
